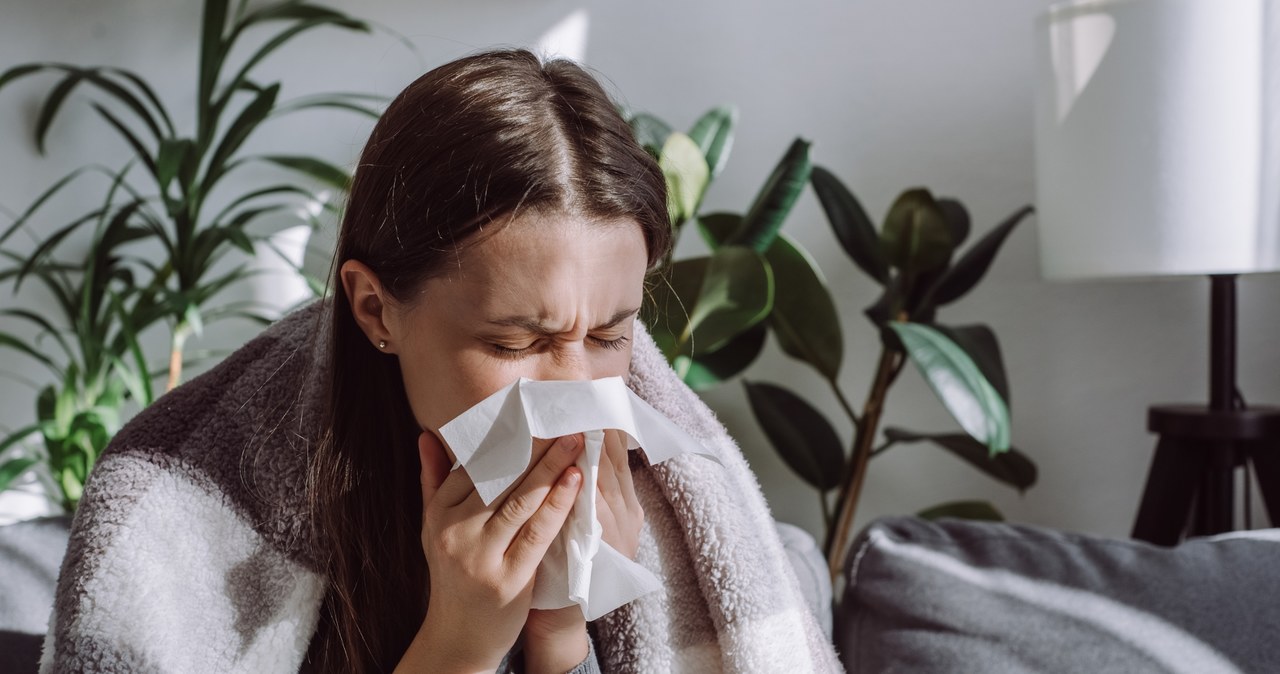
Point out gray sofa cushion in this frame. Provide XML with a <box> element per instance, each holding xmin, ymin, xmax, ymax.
<box><xmin>836</xmin><ymin>517</ymin><xmax>1280</xmax><ymax>673</ymax></box>
<box><xmin>0</xmin><ymin>515</ymin><xmax>70</xmax><ymax>674</ymax></box>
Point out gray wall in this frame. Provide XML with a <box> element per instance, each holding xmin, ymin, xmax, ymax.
<box><xmin>2</xmin><ymin>0</ymin><xmax>1277</xmax><ymax>537</ymax></box>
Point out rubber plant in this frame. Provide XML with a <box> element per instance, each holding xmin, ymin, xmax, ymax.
<box><xmin>0</xmin><ymin>0</ymin><xmax>379</xmax><ymax>510</ymax></box>
<box><xmin>627</xmin><ymin>108</ymin><xmax>1037</xmax><ymax>577</ymax></box>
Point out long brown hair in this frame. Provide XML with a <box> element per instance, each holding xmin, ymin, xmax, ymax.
<box><xmin>305</xmin><ymin>49</ymin><xmax>671</xmax><ymax>672</ymax></box>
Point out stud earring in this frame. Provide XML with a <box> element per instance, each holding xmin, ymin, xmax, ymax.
<box><xmin>378</xmin><ymin>340</ymin><xmax>387</xmax><ymax>350</ymax></box>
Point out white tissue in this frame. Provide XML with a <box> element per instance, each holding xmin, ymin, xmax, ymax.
<box><xmin>438</xmin><ymin>376</ymin><xmax>716</xmax><ymax>620</ymax></box>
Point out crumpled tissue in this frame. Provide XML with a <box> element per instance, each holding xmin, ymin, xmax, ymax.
<box><xmin>438</xmin><ymin>376</ymin><xmax>717</xmax><ymax>620</ymax></box>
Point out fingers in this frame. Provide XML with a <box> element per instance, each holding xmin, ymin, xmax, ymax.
<box><xmin>419</xmin><ymin>430</ymin><xmax>453</xmax><ymax>508</ymax></box>
<box><xmin>596</xmin><ymin>430</ymin><xmax>622</xmax><ymax>499</ymax></box>
<box><xmin>487</xmin><ymin>434</ymin><xmax>583</xmax><ymax>538</ymax></box>
<box><xmin>505</xmin><ymin>465</ymin><xmax>582</xmax><ymax>572</ymax></box>
<box><xmin>608</xmin><ymin>430</ymin><xmax>638</xmax><ymax>504</ymax></box>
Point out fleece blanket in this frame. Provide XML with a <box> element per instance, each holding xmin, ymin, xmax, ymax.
<box><xmin>41</xmin><ymin>300</ymin><xmax>841</xmax><ymax>673</ymax></box>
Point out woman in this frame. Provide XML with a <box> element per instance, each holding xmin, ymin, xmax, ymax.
<box><xmin>43</xmin><ymin>49</ymin><xmax>839</xmax><ymax>673</ymax></box>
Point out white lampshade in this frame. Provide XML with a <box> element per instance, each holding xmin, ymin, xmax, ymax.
<box><xmin>1034</xmin><ymin>0</ymin><xmax>1280</xmax><ymax>280</ymax></box>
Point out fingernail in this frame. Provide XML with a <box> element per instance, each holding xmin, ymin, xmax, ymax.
<box><xmin>559</xmin><ymin>434</ymin><xmax>579</xmax><ymax>451</ymax></box>
<box><xmin>563</xmin><ymin>468</ymin><xmax>581</xmax><ymax>486</ymax></box>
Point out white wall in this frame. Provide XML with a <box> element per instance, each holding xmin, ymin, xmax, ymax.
<box><xmin>2</xmin><ymin>0</ymin><xmax>1277</xmax><ymax>538</ymax></box>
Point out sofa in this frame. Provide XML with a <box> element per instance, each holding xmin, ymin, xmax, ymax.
<box><xmin>6</xmin><ymin>514</ymin><xmax>1278</xmax><ymax>672</ymax></box>
<box><xmin>836</xmin><ymin>517</ymin><xmax>1280</xmax><ymax>673</ymax></box>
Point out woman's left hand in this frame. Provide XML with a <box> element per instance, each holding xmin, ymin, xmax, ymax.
<box><xmin>594</xmin><ymin>428</ymin><xmax>644</xmax><ymax>559</ymax></box>
<box><xmin>524</xmin><ymin>429</ymin><xmax>644</xmax><ymax>670</ymax></box>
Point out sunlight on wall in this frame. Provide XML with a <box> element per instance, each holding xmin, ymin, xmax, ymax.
<box><xmin>534</xmin><ymin>8</ymin><xmax>590</xmax><ymax>63</ymax></box>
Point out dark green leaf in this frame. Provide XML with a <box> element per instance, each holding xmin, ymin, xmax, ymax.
<box><xmin>683</xmin><ymin>245</ymin><xmax>773</xmax><ymax>355</ymax></box>
<box><xmin>0</xmin><ymin>423</ymin><xmax>41</xmax><ymax>457</ymax></box>
<box><xmin>0</xmin><ymin>63</ymin><xmax>45</xmax><ymax>90</ymax></box>
<box><xmin>105</xmin><ymin>67</ymin><xmax>175</xmax><ymax>135</ymax></box>
<box><xmin>917</xmin><ymin>500</ymin><xmax>1003</xmax><ymax>521</ymax></box>
<box><xmin>259</xmin><ymin>154</ymin><xmax>350</xmax><ymax>191</ymax></box>
<box><xmin>34</xmin><ymin>70</ymin><xmax>84</xmax><ymax>155</ymax></box>
<box><xmin>937</xmin><ymin>198</ymin><xmax>971</xmax><ymax>249</ymax></box>
<box><xmin>701</xmin><ymin>212</ymin><xmax>843</xmax><ymax>378</ymax></box>
<box><xmin>0</xmin><ymin>165</ymin><xmax>102</xmax><ymax>247</ymax></box>
<box><xmin>884</xmin><ymin>427</ymin><xmax>1036</xmax><ymax>491</ymax></box>
<box><xmin>271</xmin><ymin>92</ymin><xmax>385</xmax><ymax>119</ymax></box>
<box><xmin>727</xmin><ymin>138</ymin><xmax>811</xmax><ymax>253</ymax></box>
<box><xmin>928</xmin><ymin>205</ymin><xmax>1034</xmax><ymax>306</ymax></box>
<box><xmin>155</xmin><ymin>138</ymin><xmax>191</xmax><ymax>192</ymax></box>
<box><xmin>643</xmin><ymin>256</ymin><xmax>707</xmax><ymax>359</ymax></box>
<box><xmin>0</xmin><ymin>457</ymin><xmax>39</xmax><ymax>493</ymax></box>
<box><xmin>881</xmin><ymin>188</ymin><xmax>952</xmax><ymax>277</ymax></box>
<box><xmin>687</xmin><ymin>105</ymin><xmax>737</xmax><ymax>180</ymax></box>
<box><xmin>933</xmin><ymin>324</ymin><xmax>1010</xmax><ymax>409</ymax></box>
<box><xmin>694</xmin><ymin>212</ymin><xmax>741</xmax><ymax>251</ymax></box>
<box><xmin>677</xmin><ymin>323</ymin><xmax>766</xmax><ymax>391</ymax></box>
<box><xmin>628</xmin><ymin>112</ymin><xmax>672</xmax><ymax>155</ymax></box>
<box><xmin>91</xmin><ymin>104</ymin><xmax>158</xmax><ymax>178</ymax></box>
<box><xmin>811</xmin><ymin>165</ymin><xmax>888</xmax><ymax>284</ymax></box>
<box><xmin>889</xmin><ymin>322</ymin><xmax>1010</xmax><ymax>453</ymax></box>
<box><xmin>199</xmin><ymin>0</ymin><xmax>231</xmax><ymax>141</ymax></box>
<box><xmin>744</xmin><ymin>380</ymin><xmax>845</xmax><ymax>490</ymax></box>
<box><xmin>205</xmin><ymin>84</ymin><xmax>281</xmax><ymax>188</ymax></box>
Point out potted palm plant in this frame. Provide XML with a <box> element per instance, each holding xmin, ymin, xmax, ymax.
<box><xmin>0</xmin><ymin>0</ymin><xmax>382</xmax><ymax>512</ymax></box>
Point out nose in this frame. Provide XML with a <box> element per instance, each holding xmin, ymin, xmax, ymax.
<box><xmin>533</xmin><ymin>345</ymin><xmax>593</xmax><ymax>382</ymax></box>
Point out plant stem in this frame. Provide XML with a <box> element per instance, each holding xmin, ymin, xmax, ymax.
<box><xmin>827</xmin><ymin>376</ymin><xmax>861</xmax><ymax>433</ymax></box>
<box><xmin>166</xmin><ymin>326</ymin><xmax>188</xmax><ymax>392</ymax></box>
<box><xmin>825</xmin><ymin>346</ymin><xmax>900</xmax><ymax>579</ymax></box>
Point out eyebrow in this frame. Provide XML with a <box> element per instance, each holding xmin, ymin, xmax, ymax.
<box><xmin>488</xmin><ymin>307</ymin><xmax>641</xmax><ymax>335</ymax></box>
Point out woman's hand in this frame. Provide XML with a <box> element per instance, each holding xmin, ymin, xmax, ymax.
<box><xmin>397</xmin><ymin>430</ymin><xmax>584</xmax><ymax>673</ymax></box>
<box><xmin>595</xmin><ymin>429</ymin><xmax>644</xmax><ymax>559</ymax></box>
<box><xmin>523</xmin><ymin>429</ymin><xmax>644</xmax><ymax>671</ymax></box>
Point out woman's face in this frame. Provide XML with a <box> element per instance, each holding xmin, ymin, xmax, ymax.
<box><xmin>355</xmin><ymin>210</ymin><xmax>649</xmax><ymax>444</ymax></box>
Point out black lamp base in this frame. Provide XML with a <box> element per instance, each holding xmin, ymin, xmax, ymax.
<box><xmin>1131</xmin><ymin>404</ymin><xmax>1280</xmax><ymax>544</ymax></box>
<box><xmin>1130</xmin><ymin>274</ymin><xmax>1280</xmax><ymax>545</ymax></box>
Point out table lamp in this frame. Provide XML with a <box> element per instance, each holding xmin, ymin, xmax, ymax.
<box><xmin>1033</xmin><ymin>0</ymin><xmax>1280</xmax><ymax>543</ymax></box>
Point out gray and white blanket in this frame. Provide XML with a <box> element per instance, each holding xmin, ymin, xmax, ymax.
<box><xmin>41</xmin><ymin>300</ymin><xmax>841</xmax><ymax>673</ymax></box>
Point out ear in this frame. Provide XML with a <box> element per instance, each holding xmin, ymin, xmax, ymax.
<box><xmin>340</xmin><ymin>259</ymin><xmax>397</xmax><ymax>353</ymax></box>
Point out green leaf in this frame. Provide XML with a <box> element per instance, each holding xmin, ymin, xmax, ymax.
<box><xmin>682</xmin><ymin>246</ymin><xmax>774</xmax><ymax>355</ymax></box>
<box><xmin>700</xmin><ymin>213</ymin><xmax>843</xmax><ymax>380</ymax></box>
<box><xmin>687</xmin><ymin>105</ymin><xmax>737</xmax><ymax>180</ymax></box>
<box><xmin>676</xmin><ymin>323</ymin><xmax>766</xmax><ymax>391</ymax></box>
<box><xmin>205</xmin><ymin>83</ymin><xmax>281</xmax><ymax>188</ymax></box>
<box><xmin>0</xmin><ymin>63</ymin><xmax>45</xmax><ymax>90</ymax></box>
<box><xmin>889</xmin><ymin>322</ymin><xmax>1010</xmax><ymax>454</ymax></box>
<box><xmin>0</xmin><ymin>165</ymin><xmax>102</xmax><ymax>247</ymax></box>
<box><xmin>658</xmin><ymin>133</ymin><xmax>710</xmax><ymax>227</ymax></box>
<box><xmin>917</xmin><ymin>500</ymin><xmax>1003</xmax><ymax>521</ymax></box>
<box><xmin>644</xmin><ymin>256</ymin><xmax>707</xmax><ymax>359</ymax></box>
<box><xmin>34</xmin><ymin>69</ymin><xmax>85</xmax><ymax>155</ymax></box>
<box><xmin>937</xmin><ymin>198</ymin><xmax>971</xmax><ymax>250</ymax></box>
<box><xmin>881</xmin><ymin>188</ymin><xmax>952</xmax><ymax>278</ymax></box>
<box><xmin>90</xmin><ymin>104</ymin><xmax>158</xmax><ymax>178</ymax></box>
<box><xmin>883</xmin><ymin>427</ymin><xmax>1036</xmax><ymax>492</ymax></box>
<box><xmin>727</xmin><ymin>138</ymin><xmax>811</xmax><ymax>253</ymax></box>
<box><xmin>928</xmin><ymin>205</ymin><xmax>1034</xmax><ymax>306</ymax></box>
<box><xmin>743</xmin><ymin>380</ymin><xmax>844</xmax><ymax>490</ymax></box>
<box><xmin>271</xmin><ymin>92</ymin><xmax>385</xmax><ymax>119</ymax></box>
<box><xmin>0</xmin><ymin>457</ymin><xmax>39</xmax><ymax>493</ymax></box>
<box><xmin>933</xmin><ymin>324</ymin><xmax>1010</xmax><ymax>409</ymax></box>
<box><xmin>628</xmin><ymin>112</ymin><xmax>672</xmax><ymax>155</ymax></box>
<box><xmin>811</xmin><ymin>165</ymin><xmax>889</xmax><ymax>284</ymax></box>
<box><xmin>155</xmin><ymin>138</ymin><xmax>192</xmax><ymax>192</ymax></box>
<box><xmin>0</xmin><ymin>331</ymin><xmax>58</xmax><ymax>372</ymax></box>
<box><xmin>0</xmin><ymin>424</ymin><xmax>41</xmax><ymax>458</ymax></box>
<box><xmin>199</xmin><ymin>0</ymin><xmax>232</xmax><ymax>140</ymax></box>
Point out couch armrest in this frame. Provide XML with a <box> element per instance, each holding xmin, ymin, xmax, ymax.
<box><xmin>836</xmin><ymin>517</ymin><xmax>1280</xmax><ymax>673</ymax></box>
